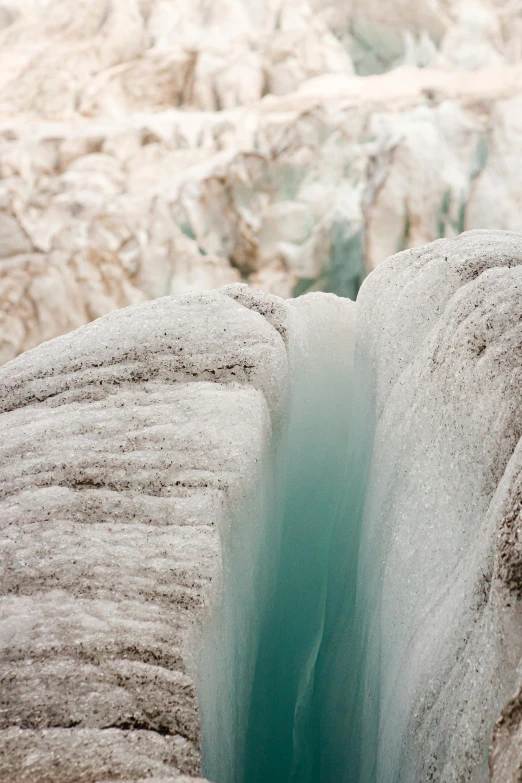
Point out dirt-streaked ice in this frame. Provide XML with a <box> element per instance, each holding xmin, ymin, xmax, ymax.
<box><xmin>2</xmin><ymin>231</ymin><xmax>522</xmax><ymax>782</ymax></box>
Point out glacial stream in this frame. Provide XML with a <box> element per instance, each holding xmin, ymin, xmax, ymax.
<box><xmin>242</xmin><ymin>296</ymin><xmax>358</xmax><ymax>783</ymax></box>
<box><xmin>199</xmin><ymin>293</ymin><xmax>369</xmax><ymax>783</ymax></box>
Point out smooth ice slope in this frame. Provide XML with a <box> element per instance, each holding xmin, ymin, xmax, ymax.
<box><xmin>317</xmin><ymin>230</ymin><xmax>522</xmax><ymax>782</ymax></box>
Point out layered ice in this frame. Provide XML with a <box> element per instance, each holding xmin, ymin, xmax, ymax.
<box><xmin>2</xmin><ymin>230</ymin><xmax>522</xmax><ymax>782</ymax></box>
<box><xmin>0</xmin><ymin>286</ymin><xmax>292</xmax><ymax>782</ymax></box>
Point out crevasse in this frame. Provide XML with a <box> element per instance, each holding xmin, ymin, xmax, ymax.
<box><xmin>242</xmin><ymin>294</ymin><xmax>357</xmax><ymax>783</ymax></box>
<box><xmin>199</xmin><ymin>291</ymin><xmax>359</xmax><ymax>783</ymax></box>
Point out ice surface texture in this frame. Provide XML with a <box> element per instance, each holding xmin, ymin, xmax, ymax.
<box><xmin>0</xmin><ymin>287</ymin><xmax>288</xmax><ymax>782</ymax></box>
<box><xmin>2</xmin><ymin>230</ymin><xmax>522</xmax><ymax>782</ymax></box>
<box><xmin>317</xmin><ymin>230</ymin><xmax>522</xmax><ymax>783</ymax></box>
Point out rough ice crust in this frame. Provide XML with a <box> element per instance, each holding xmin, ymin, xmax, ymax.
<box><xmin>320</xmin><ymin>230</ymin><xmax>522</xmax><ymax>783</ymax></box>
<box><xmin>0</xmin><ymin>287</ymin><xmax>292</xmax><ymax>783</ymax></box>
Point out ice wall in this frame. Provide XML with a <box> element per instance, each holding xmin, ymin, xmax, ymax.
<box><xmin>316</xmin><ymin>230</ymin><xmax>522</xmax><ymax>782</ymax></box>
<box><xmin>0</xmin><ymin>286</ymin><xmax>290</xmax><ymax>783</ymax></box>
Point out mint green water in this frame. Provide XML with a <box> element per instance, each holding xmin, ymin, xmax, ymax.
<box><xmin>200</xmin><ymin>296</ymin><xmax>368</xmax><ymax>783</ymax></box>
<box><xmin>313</xmin><ymin>354</ymin><xmax>377</xmax><ymax>783</ymax></box>
<box><xmin>242</xmin><ymin>320</ymin><xmax>355</xmax><ymax>783</ymax></box>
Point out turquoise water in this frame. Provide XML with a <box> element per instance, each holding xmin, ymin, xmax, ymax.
<box><xmin>200</xmin><ymin>298</ymin><xmax>372</xmax><ymax>783</ymax></box>
<box><xmin>243</xmin><ymin>319</ymin><xmax>355</xmax><ymax>783</ymax></box>
<box><xmin>313</xmin><ymin>354</ymin><xmax>377</xmax><ymax>783</ymax></box>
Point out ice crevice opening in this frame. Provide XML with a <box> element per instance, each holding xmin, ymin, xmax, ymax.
<box><xmin>198</xmin><ymin>231</ymin><xmax>522</xmax><ymax>783</ymax></box>
<box><xmin>198</xmin><ymin>289</ymin><xmax>357</xmax><ymax>783</ymax></box>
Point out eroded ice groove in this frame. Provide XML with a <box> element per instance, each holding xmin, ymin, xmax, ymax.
<box><xmin>199</xmin><ymin>290</ymin><xmax>356</xmax><ymax>783</ymax></box>
<box><xmin>243</xmin><ymin>294</ymin><xmax>356</xmax><ymax>783</ymax></box>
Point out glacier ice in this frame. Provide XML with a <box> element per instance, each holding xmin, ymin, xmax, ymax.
<box><xmin>2</xmin><ymin>230</ymin><xmax>522</xmax><ymax>782</ymax></box>
<box><xmin>199</xmin><ymin>231</ymin><xmax>522</xmax><ymax>783</ymax></box>
<box><xmin>6</xmin><ymin>0</ymin><xmax>522</xmax><ymax>365</ymax></box>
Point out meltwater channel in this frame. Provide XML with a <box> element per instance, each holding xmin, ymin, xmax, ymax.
<box><xmin>197</xmin><ymin>292</ymin><xmax>382</xmax><ymax>783</ymax></box>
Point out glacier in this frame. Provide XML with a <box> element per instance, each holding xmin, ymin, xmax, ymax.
<box><xmin>1</xmin><ymin>230</ymin><xmax>522</xmax><ymax>782</ymax></box>
<box><xmin>5</xmin><ymin>0</ymin><xmax>522</xmax><ymax>365</ymax></box>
